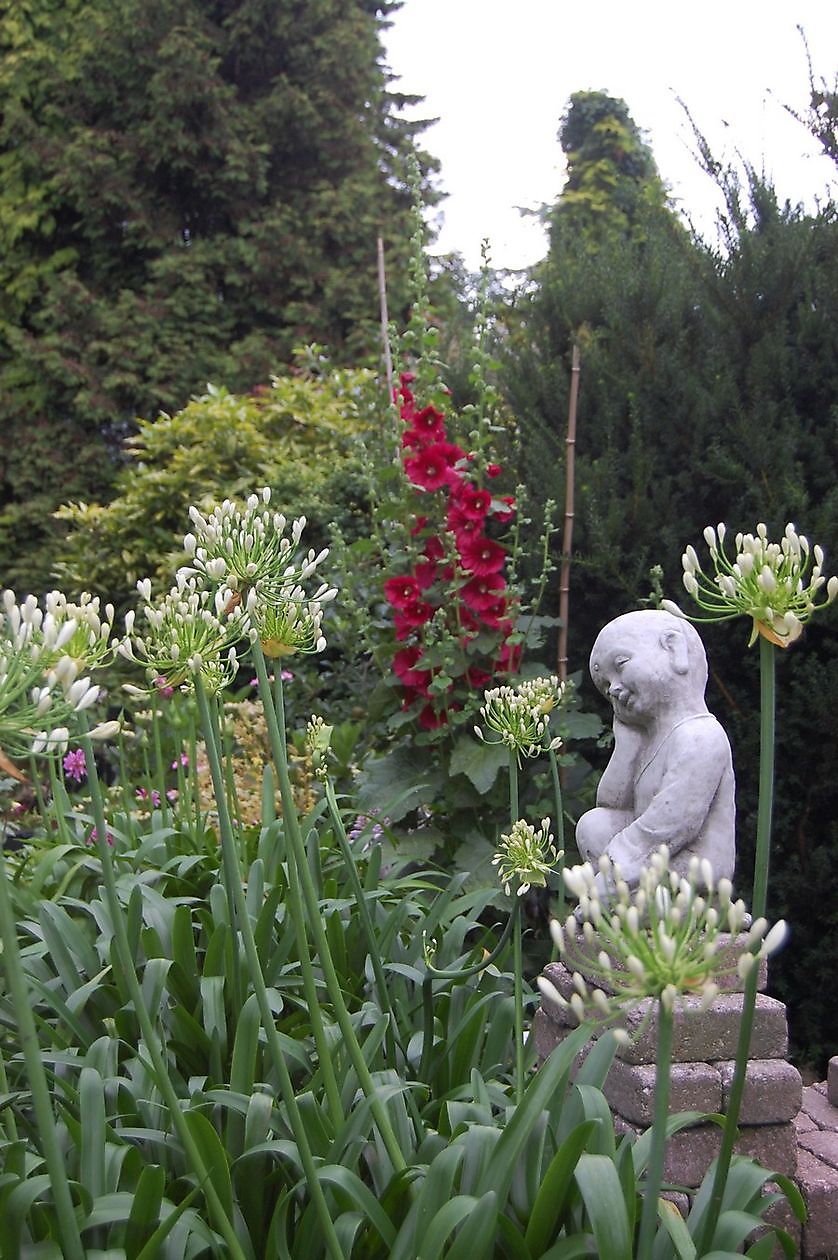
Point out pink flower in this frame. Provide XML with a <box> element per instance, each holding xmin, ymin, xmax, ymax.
<box><xmin>402</xmin><ymin>405</ymin><xmax>446</xmax><ymax>447</ymax></box>
<box><xmin>87</xmin><ymin>827</ymin><xmax>114</xmax><ymax>847</ymax></box>
<box><xmin>171</xmin><ymin>752</ymin><xmax>189</xmax><ymax>770</ymax></box>
<box><xmin>136</xmin><ymin>787</ymin><xmax>161</xmax><ymax>807</ymax></box>
<box><xmin>154</xmin><ymin>676</ymin><xmax>175</xmax><ymax>699</ymax></box>
<box><xmin>418</xmin><ymin>703</ymin><xmax>449</xmax><ymax>731</ymax></box>
<box><xmin>458</xmin><ymin>534</ymin><xmax>507</xmax><ymax>576</ymax></box>
<box><xmin>494</xmin><ymin>496</ymin><xmax>516</xmax><ymax>523</ymax></box>
<box><xmin>414</xmin><ymin>558</ymin><xmax>438</xmax><ymax>590</ymax></box>
<box><xmin>487</xmin><ymin>463</ymin><xmax>502</xmax><ymax>478</ymax></box>
<box><xmin>63</xmin><ymin>747</ymin><xmax>87</xmax><ymax>784</ymax></box>
<box><xmin>447</xmin><ymin>505</ymin><xmax>484</xmax><ymax>541</ymax></box>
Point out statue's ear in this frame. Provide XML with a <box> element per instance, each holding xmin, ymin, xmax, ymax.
<box><xmin>661</xmin><ymin>627</ymin><xmax>689</xmax><ymax>675</ymax></box>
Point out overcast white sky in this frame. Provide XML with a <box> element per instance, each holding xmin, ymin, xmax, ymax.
<box><xmin>383</xmin><ymin>0</ymin><xmax>837</xmax><ymax>270</ymax></box>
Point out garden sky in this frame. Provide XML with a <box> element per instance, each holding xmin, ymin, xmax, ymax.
<box><xmin>383</xmin><ymin>0</ymin><xmax>838</xmax><ymax>270</ymax></box>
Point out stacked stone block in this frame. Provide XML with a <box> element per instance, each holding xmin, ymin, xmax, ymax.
<box><xmin>533</xmin><ymin>932</ymin><xmax>802</xmax><ymax>1188</ymax></box>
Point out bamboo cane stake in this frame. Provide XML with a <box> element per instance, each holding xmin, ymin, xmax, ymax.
<box><xmin>557</xmin><ymin>344</ymin><xmax>581</xmax><ymax>682</ymax></box>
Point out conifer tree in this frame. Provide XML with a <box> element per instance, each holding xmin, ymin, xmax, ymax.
<box><xmin>0</xmin><ymin>0</ymin><xmax>434</xmax><ymax>591</ymax></box>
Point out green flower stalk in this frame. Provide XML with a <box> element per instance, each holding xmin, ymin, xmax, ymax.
<box><xmin>495</xmin><ymin>816</ymin><xmax>561</xmax><ymax>1103</ymax></box>
<box><xmin>663</xmin><ymin>520</ymin><xmax>833</xmax><ymax>1251</ymax></box>
<box><xmin>545</xmin><ymin>846</ymin><xmax>787</xmax><ymax>1257</ymax></box>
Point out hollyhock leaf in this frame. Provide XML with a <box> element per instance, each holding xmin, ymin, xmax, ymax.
<box><xmin>449</xmin><ymin>734</ymin><xmax>509</xmax><ymax>794</ymax></box>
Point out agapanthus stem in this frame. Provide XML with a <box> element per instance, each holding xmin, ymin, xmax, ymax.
<box><xmin>548</xmin><ymin>744</ymin><xmax>565</xmax><ymax>917</ymax></box>
<box><xmin>752</xmin><ymin>635</ymin><xmax>776</xmax><ymax>921</ymax></box>
<box><xmin>78</xmin><ymin>724</ymin><xmax>250</xmax><ymax>1260</ymax></box>
<box><xmin>637</xmin><ymin>998</ymin><xmax>674</xmax><ymax>1256</ymax></box>
<box><xmin>191</xmin><ymin>683</ymin><xmax>345</xmax><ymax>1260</ymax></box>
<box><xmin>323</xmin><ymin>776</ymin><xmax>405</xmax><ymax>1064</ymax></box>
<box><xmin>252</xmin><ymin>643</ymin><xmax>407</xmax><ymax>1174</ymax></box>
<box><xmin>696</xmin><ymin>965</ymin><xmax>759</xmax><ymax>1252</ymax></box>
<box><xmin>0</xmin><ymin>848</ymin><xmax>84</xmax><ymax>1260</ymax></box>
<box><xmin>513</xmin><ymin>903</ymin><xmax>525</xmax><ymax>1103</ymax></box>
<box><xmin>508</xmin><ymin>749</ymin><xmax>519</xmax><ymax>826</ymax></box>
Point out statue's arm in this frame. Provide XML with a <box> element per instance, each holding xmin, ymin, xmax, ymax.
<box><xmin>596</xmin><ymin>717</ymin><xmax>644</xmax><ymax>808</ymax></box>
<box><xmin>605</xmin><ymin>723</ymin><xmax>731</xmax><ymax>881</ymax></box>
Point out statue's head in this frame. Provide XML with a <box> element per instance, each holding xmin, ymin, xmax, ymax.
<box><xmin>589</xmin><ymin>609</ymin><xmax>708</xmax><ymax>727</ymax></box>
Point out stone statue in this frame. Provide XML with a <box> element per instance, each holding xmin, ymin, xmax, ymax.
<box><xmin>576</xmin><ymin>609</ymin><xmax>735</xmax><ymax>887</ymax></box>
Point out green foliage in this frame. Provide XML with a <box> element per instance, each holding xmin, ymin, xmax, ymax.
<box><xmin>0</xmin><ymin>0</ymin><xmax>436</xmax><ymax>592</ymax></box>
<box><xmin>550</xmin><ymin>91</ymin><xmax>670</xmax><ymax>246</ymax></box>
<box><xmin>53</xmin><ymin>357</ymin><xmax>385</xmax><ymax>608</ymax></box>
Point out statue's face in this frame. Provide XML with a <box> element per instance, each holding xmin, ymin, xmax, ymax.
<box><xmin>590</xmin><ymin>626</ymin><xmax>678</xmax><ymax>727</ymax></box>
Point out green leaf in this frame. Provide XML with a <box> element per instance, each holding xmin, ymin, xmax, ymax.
<box><xmin>655</xmin><ymin>1196</ymin><xmax>696</xmax><ymax>1260</ymax></box>
<box><xmin>182</xmin><ymin>1110</ymin><xmax>234</xmax><ymax>1224</ymax></box>
<box><xmin>573</xmin><ymin>1153</ymin><xmax>632</xmax><ymax>1260</ymax></box>
<box><xmin>524</xmin><ymin>1120</ymin><xmax>599</xmax><ymax>1254</ymax></box>
<box><xmin>449</xmin><ymin>735</ymin><xmax>508</xmax><ymax>794</ymax></box>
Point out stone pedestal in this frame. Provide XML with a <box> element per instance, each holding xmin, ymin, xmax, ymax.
<box><xmin>534</xmin><ymin>937</ymin><xmax>802</xmax><ymax>1189</ymax></box>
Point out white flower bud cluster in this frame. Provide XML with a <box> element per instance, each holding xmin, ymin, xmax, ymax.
<box><xmin>0</xmin><ymin>589</ymin><xmax>118</xmax><ymax>758</ymax></box>
<box><xmin>664</xmin><ymin>521</ymin><xmax>837</xmax><ymax>649</ymax></box>
<box><xmin>119</xmin><ymin>574</ymin><xmax>244</xmax><ymax>695</ymax></box>
<box><xmin>492</xmin><ymin>816</ymin><xmax>561</xmax><ymax>896</ymax></box>
<box><xmin>179</xmin><ymin>488</ymin><xmax>329</xmax><ymax>610</ymax></box>
<box><xmin>475</xmin><ymin>675</ymin><xmax>566</xmax><ymax>763</ymax></box>
<box><xmin>540</xmin><ymin>846</ymin><xmax>787</xmax><ymax>1031</ymax></box>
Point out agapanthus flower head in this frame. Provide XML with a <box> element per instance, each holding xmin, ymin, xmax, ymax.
<box><xmin>180</xmin><ymin>488</ymin><xmax>330</xmax><ymax>609</ymax></box>
<box><xmin>41</xmin><ymin>591</ymin><xmax>116</xmax><ymax>672</ymax></box>
<box><xmin>475</xmin><ymin>676</ymin><xmax>564</xmax><ymax>763</ymax></box>
<box><xmin>119</xmin><ymin>575</ymin><xmax>244</xmax><ymax>694</ymax></box>
<box><xmin>493</xmin><ymin>817</ymin><xmax>560</xmax><ymax>896</ymax></box>
<box><xmin>245</xmin><ymin>579</ymin><xmax>330</xmax><ymax>658</ymax></box>
<box><xmin>663</xmin><ymin>521</ymin><xmax>837</xmax><ymax>648</ymax></box>
<box><xmin>0</xmin><ymin>589</ymin><xmax>115</xmax><ymax>759</ymax></box>
<box><xmin>542</xmin><ymin>846</ymin><xmax>787</xmax><ymax>1025</ymax></box>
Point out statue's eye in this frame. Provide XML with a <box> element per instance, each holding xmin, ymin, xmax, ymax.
<box><xmin>614</xmin><ymin>655</ymin><xmax>630</xmax><ymax>670</ymax></box>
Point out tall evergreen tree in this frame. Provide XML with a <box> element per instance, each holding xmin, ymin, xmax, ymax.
<box><xmin>0</xmin><ymin>0</ymin><xmax>434</xmax><ymax>590</ymax></box>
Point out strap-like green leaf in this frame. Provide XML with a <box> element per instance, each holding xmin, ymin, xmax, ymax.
<box><xmin>524</xmin><ymin>1120</ymin><xmax>599</xmax><ymax>1254</ymax></box>
<box><xmin>574</xmin><ymin>1152</ymin><xmax>632</xmax><ymax>1260</ymax></box>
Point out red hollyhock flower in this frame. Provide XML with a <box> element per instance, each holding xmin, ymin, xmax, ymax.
<box><xmin>494</xmin><ymin>496</ymin><xmax>516</xmax><ymax>523</ymax></box>
<box><xmin>409</xmin><ymin>405</ymin><xmax>447</xmax><ymax>444</ymax></box>
<box><xmin>462</xmin><ymin>573</ymin><xmax>506</xmax><ymax>612</ymax></box>
<box><xmin>410</xmin><ymin>515</ymin><xmax>429</xmax><ymax>536</ymax></box>
<box><xmin>414</xmin><ymin>558</ymin><xmax>438</xmax><ymax>590</ymax></box>
<box><xmin>447</xmin><ymin>504</ymin><xmax>485</xmax><ymax>540</ymax></box>
<box><xmin>418</xmin><ymin>703</ymin><xmax>449</xmax><ymax>731</ymax></box>
<box><xmin>404</xmin><ymin>442</ymin><xmax>465</xmax><ymax>491</ymax></box>
<box><xmin>394</xmin><ymin>601</ymin><xmax>434</xmax><ymax>639</ymax></box>
<box><xmin>384</xmin><ymin>575</ymin><xmax>422</xmax><ymax>609</ymax></box>
<box><xmin>393</xmin><ymin>647</ymin><xmax>431</xmax><ymax>688</ymax></box>
<box><xmin>495</xmin><ymin>639</ymin><xmax>522</xmax><ymax>673</ymax></box>
<box><xmin>476</xmin><ymin>596</ymin><xmax>509</xmax><ymax>630</ymax></box>
<box><xmin>423</xmin><ymin>536</ymin><xmax>445</xmax><ymax>561</ymax></box>
<box><xmin>466</xmin><ymin>666</ymin><xmax>492</xmax><ymax>689</ymax></box>
<box><xmin>451</xmin><ymin>483</ymin><xmax>492</xmax><ymax>519</ymax></box>
<box><xmin>487</xmin><ymin>463</ymin><xmax>502</xmax><ymax>478</ymax></box>
<box><xmin>458</xmin><ymin>534</ymin><xmax>507</xmax><ymax>576</ymax></box>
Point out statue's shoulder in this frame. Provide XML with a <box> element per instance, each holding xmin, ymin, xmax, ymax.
<box><xmin>668</xmin><ymin>713</ymin><xmax>732</xmax><ymax>759</ymax></box>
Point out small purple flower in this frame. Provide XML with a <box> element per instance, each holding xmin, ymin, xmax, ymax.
<box><xmin>154</xmin><ymin>676</ymin><xmax>175</xmax><ymax>699</ymax></box>
<box><xmin>136</xmin><ymin>787</ymin><xmax>161</xmax><ymax>807</ymax></box>
<box><xmin>63</xmin><ymin>748</ymin><xmax>87</xmax><ymax>784</ymax></box>
<box><xmin>166</xmin><ymin>788</ymin><xmax>178</xmax><ymax>803</ymax></box>
<box><xmin>88</xmin><ymin>827</ymin><xmax>114</xmax><ymax>847</ymax></box>
<box><xmin>171</xmin><ymin>752</ymin><xmax>189</xmax><ymax>770</ymax></box>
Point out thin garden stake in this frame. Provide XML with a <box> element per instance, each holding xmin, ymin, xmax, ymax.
<box><xmin>378</xmin><ymin>235</ymin><xmax>394</xmax><ymax>401</ymax></box>
<box><xmin>557</xmin><ymin>344</ymin><xmax>580</xmax><ymax>683</ymax></box>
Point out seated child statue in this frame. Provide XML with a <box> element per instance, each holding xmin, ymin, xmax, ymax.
<box><xmin>576</xmin><ymin>609</ymin><xmax>735</xmax><ymax>888</ymax></box>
